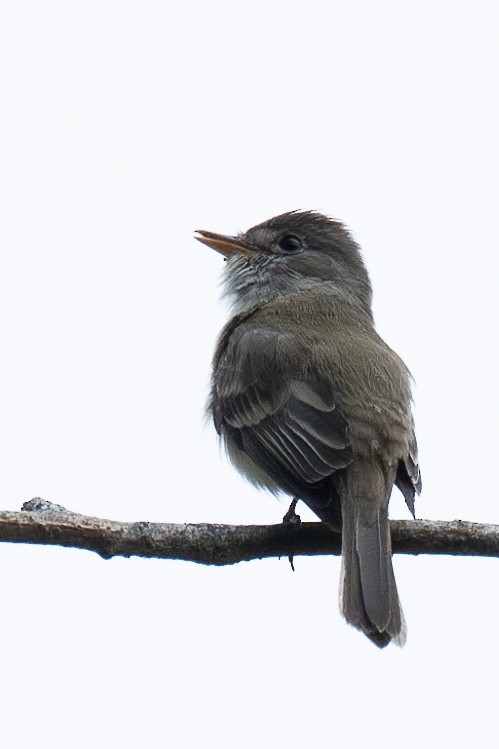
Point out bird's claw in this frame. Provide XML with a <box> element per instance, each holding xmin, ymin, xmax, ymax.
<box><xmin>282</xmin><ymin>498</ymin><xmax>301</xmax><ymax>525</ymax></box>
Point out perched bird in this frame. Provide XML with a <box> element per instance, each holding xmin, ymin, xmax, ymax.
<box><xmin>195</xmin><ymin>211</ymin><xmax>421</xmax><ymax>647</ymax></box>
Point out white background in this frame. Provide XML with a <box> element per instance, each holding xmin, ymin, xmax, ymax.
<box><xmin>1</xmin><ymin>2</ymin><xmax>498</xmax><ymax>747</ymax></box>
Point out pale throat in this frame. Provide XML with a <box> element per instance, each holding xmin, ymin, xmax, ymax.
<box><xmin>221</xmin><ymin>253</ymin><xmax>338</xmax><ymax>315</ymax></box>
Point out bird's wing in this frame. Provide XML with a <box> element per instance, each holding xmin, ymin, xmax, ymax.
<box><xmin>211</xmin><ymin>320</ymin><xmax>353</xmax><ymax>495</ymax></box>
<box><xmin>395</xmin><ymin>430</ymin><xmax>422</xmax><ymax>517</ymax></box>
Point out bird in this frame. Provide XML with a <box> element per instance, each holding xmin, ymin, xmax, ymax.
<box><xmin>195</xmin><ymin>210</ymin><xmax>421</xmax><ymax>647</ymax></box>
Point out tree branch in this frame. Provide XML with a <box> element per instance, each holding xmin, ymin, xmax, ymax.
<box><xmin>0</xmin><ymin>498</ymin><xmax>497</xmax><ymax>564</ymax></box>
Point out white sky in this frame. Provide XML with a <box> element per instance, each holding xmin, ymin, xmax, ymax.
<box><xmin>1</xmin><ymin>2</ymin><xmax>498</xmax><ymax>747</ymax></box>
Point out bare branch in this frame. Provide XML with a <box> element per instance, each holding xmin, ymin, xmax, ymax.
<box><xmin>0</xmin><ymin>498</ymin><xmax>496</xmax><ymax>564</ymax></box>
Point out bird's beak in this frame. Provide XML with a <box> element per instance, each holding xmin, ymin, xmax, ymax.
<box><xmin>194</xmin><ymin>230</ymin><xmax>254</xmax><ymax>258</ymax></box>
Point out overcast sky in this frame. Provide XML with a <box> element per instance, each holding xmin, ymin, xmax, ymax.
<box><xmin>1</xmin><ymin>2</ymin><xmax>498</xmax><ymax>747</ymax></box>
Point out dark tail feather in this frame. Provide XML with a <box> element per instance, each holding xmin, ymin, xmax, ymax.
<box><xmin>340</xmin><ymin>493</ymin><xmax>405</xmax><ymax>648</ymax></box>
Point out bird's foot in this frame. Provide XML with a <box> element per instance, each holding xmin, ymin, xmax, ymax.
<box><xmin>282</xmin><ymin>498</ymin><xmax>301</xmax><ymax>526</ymax></box>
<box><xmin>282</xmin><ymin>498</ymin><xmax>301</xmax><ymax>572</ymax></box>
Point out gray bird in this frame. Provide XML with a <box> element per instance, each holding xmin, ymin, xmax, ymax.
<box><xmin>195</xmin><ymin>211</ymin><xmax>421</xmax><ymax>647</ymax></box>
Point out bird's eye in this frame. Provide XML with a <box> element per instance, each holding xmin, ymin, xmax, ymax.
<box><xmin>277</xmin><ymin>234</ymin><xmax>302</xmax><ymax>253</ymax></box>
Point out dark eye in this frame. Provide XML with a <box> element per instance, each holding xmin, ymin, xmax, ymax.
<box><xmin>277</xmin><ymin>234</ymin><xmax>302</xmax><ymax>253</ymax></box>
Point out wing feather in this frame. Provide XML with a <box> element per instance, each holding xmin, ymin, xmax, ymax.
<box><xmin>211</xmin><ymin>324</ymin><xmax>353</xmax><ymax>492</ymax></box>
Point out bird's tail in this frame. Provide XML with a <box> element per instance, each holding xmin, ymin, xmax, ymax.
<box><xmin>338</xmin><ymin>465</ymin><xmax>405</xmax><ymax>648</ymax></box>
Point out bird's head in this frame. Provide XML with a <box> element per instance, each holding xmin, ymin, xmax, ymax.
<box><xmin>195</xmin><ymin>211</ymin><xmax>373</xmax><ymax>317</ymax></box>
